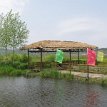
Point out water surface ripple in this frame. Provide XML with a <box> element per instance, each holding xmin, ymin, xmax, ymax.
<box><xmin>0</xmin><ymin>77</ymin><xmax>107</xmax><ymax>107</ymax></box>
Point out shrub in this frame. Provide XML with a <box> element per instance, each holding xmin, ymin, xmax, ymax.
<box><xmin>101</xmin><ymin>78</ymin><xmax>107</xmax><ymax>86</ymax></box>
<box><xmin>40</xmin><ymin>69</ymin><xmax>60</xmax><ymax>78</ymax></box>
<box><xmin>61</xmin><ymin>73</ymin><xmax>74</xmax><ymax>80</ymax></box>
<box><xmin>20</xmin><ymin>54</ymin><xmax>29</xmax><ymax>63</ymax></box>
<box><xmin>40</xmin><ymin>69</ymin><xmax>74</xmax><ymax>80</ymax></box>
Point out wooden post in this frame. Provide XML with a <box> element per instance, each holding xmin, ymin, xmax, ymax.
<box><xmin>69</xmin><ymin>49</ymin><xmax>72</xmax><ymax>73</ymax></box>
<box><xmin>78</xmin><ymin>49</ymin><xmax>80</xmax><ymax>64</ymax></box>
<box><xmin>70</xmin><ymin>49</ymin><xmax>71</xmax><ymax>62</ymax></box>
<box><xmin>40</xmin><ymin>48</ymin><xmax>43</xmax><ymax>71</ymax></box>
<box><xmin>96</xmin><ymin>47</ymin><xmax>98</xmax><ymax>65</ymax></box>
<box><xmin>28</xmin><ymin>49</ymin><xmax>29</xmax><ymax>69</ymax></box>
<box><xmin>87</xmin><ymin>65</ymin><xmax>89</xmax><ymax>80</ymax></box>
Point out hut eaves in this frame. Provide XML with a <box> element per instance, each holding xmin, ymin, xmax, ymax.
<box><xmin>23</xmin><ymin>40</ymin><xmax>97</xmax><ymax>50</ymax></box>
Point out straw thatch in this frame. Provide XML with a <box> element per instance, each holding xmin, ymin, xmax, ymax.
<box><xmin>23</xmin><ymin>40</ymin><xmax>97</xmax><ymax>50</ymax></box>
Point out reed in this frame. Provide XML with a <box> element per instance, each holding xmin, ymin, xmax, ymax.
<box><xmin>39</xmin><ymin>68</ymin><xmax>74</xmax><ymax>80</ymax></box>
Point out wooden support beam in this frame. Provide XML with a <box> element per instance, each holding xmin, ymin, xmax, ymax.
<box><xmin>96</xmin><ymin>47</ymin><xmax>98</xmax><ymax>65</ymax></box>
<box><xmin>28</xmin><ymin>49</ymin><xmax>84</xmax><ymax>53</ymax></box>
<box><xmin>78</xmin><ymin>49</ymin><xmax>80</xmax><ymax>64</ymax></box>
<box><xmin>28</xmin><ymin>49</ymin><xmax>30</xmax><ymax>69</ymax></box>
<box><xmin>87</xmin><ymin>65</ymin><xmax>89</xmax><ymax>80</ymax></box>
<box><xmin>69</xmin><ymin>49</ymin><xmax>72</xmax><ymax>72</ymax></box>
<box><xmin>40</xmin><ymin>48</ymin><xmax>43</xmax><ymax>70</ymax></box>
<box><xmin>70</xmin><ymin>49</ymin><xmax>71</xmax><ymax>62</ymax></box>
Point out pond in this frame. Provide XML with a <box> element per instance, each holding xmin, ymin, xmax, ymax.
<box><xmin>0</xmin><ymin>77</ymin><xmax>107</xmax><ymax>107</ymax></box>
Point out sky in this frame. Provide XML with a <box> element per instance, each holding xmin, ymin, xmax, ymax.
<box><xmin>0</xmin><ymin>0</ymin><xmax>107</xmax><ymax>48</ymax></box>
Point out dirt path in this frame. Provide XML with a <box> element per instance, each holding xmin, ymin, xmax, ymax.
<box><xmin>59</xmin><ymin>70</ymin><xmax>107</xmax><ymax>79</ymax></box>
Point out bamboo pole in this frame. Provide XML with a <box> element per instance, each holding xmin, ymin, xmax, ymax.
<box><xmin>40</xmin><ymin>48</ymin><xmax>43</xmax><ymax>71</ymax></box>
<box><xmin>78</xmin><ymin>49</ymin><xmax>80</xmax><ymax>64</ymax></box>
<box><xmin>87</xmin><ymin>65</ymin><xmax>89</xmax><ymax>80</ymax></box>
<box><xmin>69</xmin><ymin>49</ymin><xmax>72</xmax><ymax>74</ymax></box>
<box><xmin>28</xmin><ymin>49</ymin><xmax>30</xmax><ymax>69</ymax></box>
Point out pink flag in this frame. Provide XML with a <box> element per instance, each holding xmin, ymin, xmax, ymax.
<box><xmin>87</xmin><ymin>48</ymin><xmax>96</xmax><ymax>66</ymax></box>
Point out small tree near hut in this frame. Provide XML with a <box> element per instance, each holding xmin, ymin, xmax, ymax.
<box><xmin>0</xmin><ymin>10</ymin><xmax>29</xmax><ymax>64</ymax></box>
<box><xmin>0</xmin><ymin>13</ymin><xmax>11</xmax><ymax>56</ymax></box>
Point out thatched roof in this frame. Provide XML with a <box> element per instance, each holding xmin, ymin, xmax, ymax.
<box><xmin>23</xmin><ymin>40</ymin><xmax>97</xmax><ymax>50</ymax></box>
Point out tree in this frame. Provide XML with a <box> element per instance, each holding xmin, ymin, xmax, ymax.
<box><xmin>0</xmin><ymin>14</ymin><xmax>3</xmax><ymax>47</ymax></box>
<box><xmin>8</xmin><ymin>11</ymin><xmax>29</xmax><ymax>50</ymax></box>
<box><xmin>0</xmin><ymin>10</ymin><xmax>29</xmax><ymax>63</ymax></box>
<box><xmin>0</xmin><ymin>12</ymin><xmax>12</xmax><ymax>56</ymax></box>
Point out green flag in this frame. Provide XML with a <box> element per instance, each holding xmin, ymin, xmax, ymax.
<box><xmin>97</xmin><ymin>51</ymin><xmax>104</xmax><ymax>62</ymax></box>
<box><xmin>55</xmin><ymin>49</ymin><xmax>64</xmax><ymax>63</ymax></box>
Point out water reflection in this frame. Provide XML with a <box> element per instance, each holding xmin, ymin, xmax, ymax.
<box><xmin>85</xmin><ymin>90</ymin><xmax>100</xmax><ymax>107</ymax></box>
<box><xmin>0</xmin><ymin>77</ymin><xmax>107</xmax><ymax>107</ymax></box>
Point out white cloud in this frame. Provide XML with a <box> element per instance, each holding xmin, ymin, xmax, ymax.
<box><xmin>57</xmin><ymin>18</ymin><xmax>107</xmax><ymax>35</ymax></box>
<box><xmin>55</xmin><ymin>17</ymin><xmax>107</xmax><ymax>48</ymax></box>
<box><xmin>0</xmin><ymin>0</ymin><xmax>29</xmax><ymax>14</ymax></box>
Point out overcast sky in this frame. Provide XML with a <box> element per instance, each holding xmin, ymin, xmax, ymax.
<box><xmin>0</xmin><ymin>0</ymin><xmax>107</xmax><ymax>48</ymax></box>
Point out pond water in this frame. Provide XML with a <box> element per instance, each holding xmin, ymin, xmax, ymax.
<box><xmin>0</xmin><ymin>77</ymin><xmax>107</xmax><ymax>107</ymax></box>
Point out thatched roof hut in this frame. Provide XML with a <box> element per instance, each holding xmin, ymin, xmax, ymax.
<box><xmin>23</xmin><ymin>40</ymin><xmax>97</xmax><ymax>50</ymax></box>
<box><xmin>23</xmin><ymin>40</ymin><xmax>97</xmax><ymax>70</ymax></box>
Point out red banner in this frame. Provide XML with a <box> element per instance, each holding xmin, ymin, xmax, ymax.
<box><xmin>87</xmin><ymin>48</ymin><xmax>96</xmax><ymax>66</ymax></box>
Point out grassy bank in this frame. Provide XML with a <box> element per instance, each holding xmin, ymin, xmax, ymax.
<box><xmin>74</xmin><ymin>76</ymin><xmax>107</xmax><ymax>86</ymax></box>
<box><xmin>41</xmin><ymin>70</ymin><xmax>107</xmax><ymax>86</ymax></box>
<box><xmin>0</xmin><ymin>52</ymin><xmax>107</xmax><ymax>86</ymax></box>
<box><xmin>26</xmin><ymin>68</ymin><xmax>107</xmax><ymax>86</ymax></box>
<box><xmin>0</xmin><ymin>64</ymin><xmax>30</xmax><ymax>76</ymax></box>
<box><xmin>0</xmin><ymin>53</ymin><xmax>29</xmax><ymax>76</ymax></box>
<box><xmin>26</xmin><ymin>68</ymin><xmax>74</xmax><ymax>80</ymax></box>
<box><xmin>40</xmin><ymin>69</ymin><xmax>74</xmax><ymax>80</ymax></box>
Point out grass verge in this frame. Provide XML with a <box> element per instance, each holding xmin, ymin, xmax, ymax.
<box><xmin>41</xmin><ymin>69</ymin><xmax>74</xmax><ymax>80</ymax></box>
<box><xmin>0</xmin><ymin>65</ymin><xmax>29</xmax><ymax>76</ymax></box>
<box><xmin>74</xmin><ymin>76</ymin><xmax>107</xmax><ymax>86</ymax></box>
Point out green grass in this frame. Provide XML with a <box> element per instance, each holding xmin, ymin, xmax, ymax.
<box><xmin>0</xmin><ymin>65</ymin><xmax>29</xmax><ymax>76</ymax></box>
<box><xmin>97</xmin><ymin>56</ymin><xmax>107</xmax><ymax>66</ymax></box>
<box><xmin>29</xmin><ymin>53</ymin><xmax>107</xmax><ymax>70</ymax></box>
<box><xmin>0</xmin><ymin>51</ymin><xmax>106</xmax><ymax>77</ymax></box>
<box><xmin>38</xmin><ymin>69</ymin><xmax>74</xmax><ymax>80</ymax></box>
<box><xmin>0</xmin><ymin>53</ymin><xmax>29</xmax><ymax>76</ymax></box>
<box><xmin>26</xmin><ymin>68</ymin><xmax>107</xmax><ymax>86</ymax></box>
<box><xmin>74</xmin><ymin>76</ymin><xmax>107</xmax><ymax>86</ymax></box>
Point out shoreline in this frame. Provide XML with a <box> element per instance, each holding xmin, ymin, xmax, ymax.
<box><xmin>25</xmin><ymin>70</ymin><xmax>107</xmax><ymax>86</ymax></box>
<box><xmin>59</xmin><ymin>70</ymin><xmax>107</xmax><ymax>79</ymax></box>
<box><xmin>0</xmin><ymin>68</ymin><xmax>107</xmax><ymax>86</ymax></box>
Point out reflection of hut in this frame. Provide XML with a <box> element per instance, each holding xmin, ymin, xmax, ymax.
<box><xmin>23</xmin><ymin>40</ymin><xmax>97</xmax><ymax>70</ymax></box>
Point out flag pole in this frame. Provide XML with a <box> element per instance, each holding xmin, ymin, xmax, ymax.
<box><xmin>87</xmin><ymin>65</ymin><xmax>89</xmax><ymax>80</ymax></box>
